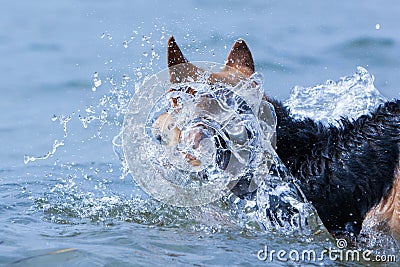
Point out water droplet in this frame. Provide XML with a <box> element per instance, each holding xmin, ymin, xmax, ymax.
<box><xmin>142</xmin><ymin>35</ymin><xmax>151</xmax><ymax>43</ymax></box>
<box><xmin>85</xmin><ymin>106</ymin><xmax>95</xmax><ymax>114</ymax></box>
<box><xmin>92</xmin><ymin>72</ymin><xmax>102</xmax><ymax>89</ymax></box>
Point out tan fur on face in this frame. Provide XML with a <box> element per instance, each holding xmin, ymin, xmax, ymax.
<box><xmin>363</xmin><ymin>161</ymin><xmax>400</xmax><ymax>240</ymax></box>
<box><xmin>154</xmin><ymin>37</ymin><xmax>256</xmax><ymax>166</ymax></box>
<box><xmin>152</xmin><ymin>113</ymin><xmax>181</xmax><ymax>146</ymax></box>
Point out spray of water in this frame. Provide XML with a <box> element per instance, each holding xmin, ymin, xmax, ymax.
<box><xmin>286</xmin><ymin>66</ymin><xmax>387</xmax><ymax>125</ymax></box>
<box><xmin>24</xmin><ymin>28</ymin><xmax>394</xmax><ymax>244</ymax></box>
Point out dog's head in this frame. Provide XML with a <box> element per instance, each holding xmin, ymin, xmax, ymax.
<box><xmin>150</xmin><ymin>37</ymin><xmax>276</xmax><ymax>197</ymax></box>
<box><xmin>153</xmin><ymin>37</ymin><xmax>261</xmax><ymax>165</ymax></box>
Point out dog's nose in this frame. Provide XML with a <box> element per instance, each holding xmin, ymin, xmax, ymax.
<box><xmin>179</xmin><ymin>124</ymin><xmax>217</xmax><ymax>168</ymax></box>
<box><xmin>152</xmin><ymin>112</ymin><xmax>181</xmax><ymax>146</ymax></box>
<box><xmin>155</xmin><ymin>134</ymin><xmax>162</xmax><ymax>143</ymax></box>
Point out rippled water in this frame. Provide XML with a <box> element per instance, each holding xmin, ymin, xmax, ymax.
<box><xmin>1</xmin><ymin>0</ymin><xmax>400</xmax><ymax>266</ymax></box>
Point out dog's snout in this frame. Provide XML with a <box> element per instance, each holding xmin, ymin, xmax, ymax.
<box><xmin>152</xmin><ymin>112</ymin><xmax>181</xmax><ymax>146</ymax></box>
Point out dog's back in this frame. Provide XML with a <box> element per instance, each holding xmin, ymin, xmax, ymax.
<box><xmin>270</xmin><ymin>97</ymin><xmax>400</xmax><ymax>235</ymax></box>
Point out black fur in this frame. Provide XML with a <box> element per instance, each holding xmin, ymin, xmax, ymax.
<box><xmin>268</xmin><ymin>98</ymin><xmax>400</xmax><ymax>235</ymax></box>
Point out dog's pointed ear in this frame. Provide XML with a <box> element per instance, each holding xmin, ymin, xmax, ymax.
<box><xmin>225</xmin><ymin>39</ymin><xmax>255</xmax><ymax>76</ymax></box>
<box><xmin>167</xmin><ymin>36</ymin><xmax>188</xmax><ymax>67</ymax></box>
<box><xmin>167</xmin><ymin>36</ymin><xmax>204</xmax><ymax>83</ymax></box>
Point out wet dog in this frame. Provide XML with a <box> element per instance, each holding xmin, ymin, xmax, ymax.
<box><xmin>158</xmin><ymin>36</ymin><xmax>400</xmax><ymax>239</ymax></box>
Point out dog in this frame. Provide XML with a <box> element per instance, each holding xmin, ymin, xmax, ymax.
<box><xmin>154</xmin><ymin>36</ymin><xmax>400</xmax><ymax>240</ymax></box>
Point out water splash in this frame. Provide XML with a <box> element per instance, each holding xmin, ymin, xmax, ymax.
<box><xmin>286</xmin><ymin>67</ymin><xmax>387</xmax><ymax>125</ymax></box>
<box><xmin>27</xmin><ymin>28</ymin><xmax>243</xmax><ymax>233</ymax></box>
<box><xmin>34</xmin><ymin>162</ymin><xmax>240</xmax><ymax>233</ymax></box>
<box><xmin>92</xmin><ymin>72</ymin><xmax>102</xmax><ymax>92</ymax></box>
<box><xmin>122</xmin><ymin>62</ymin><xmax>277</xmax><ymax>206</ymax></box>
<box><xmin>24</xmin><ymin>25</ymin><xmax>168</xmax><ymax>167</ymax></box>
<box><xmin>119</xmin><ymin>61</ymin><xmax>325</xmax><ymax>236</ymax></box>
<box><xmin>24</xmin><ymin>139</ymin><xmax>65</xmax><ymax>164</ymax></box>
<box><xmin>24</xmin><ymin>26</ymin><xmax>395</xmax><ymax>249</ymax></box>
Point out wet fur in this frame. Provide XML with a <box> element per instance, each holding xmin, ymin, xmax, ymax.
<box><xmin>268</xmin><ymin>97</ymin><xmax>400</xmax><ymax>235</ymax></box>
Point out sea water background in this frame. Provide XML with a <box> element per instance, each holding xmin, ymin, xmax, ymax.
<box><xmin>1</xmin><ymin>0</ymin><xmax>400</xmax><ymax>266</ymax></box>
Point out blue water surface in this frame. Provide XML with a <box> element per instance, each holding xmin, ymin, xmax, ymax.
<box><xmin>0</xmin><ymin>0</ymin><xmax>399</xmax><ymax>266</ymax></box>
